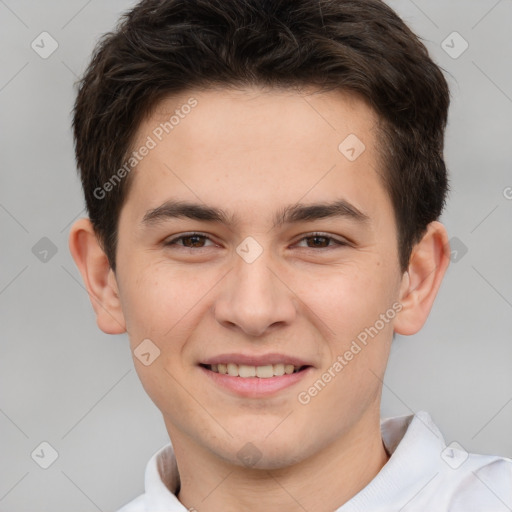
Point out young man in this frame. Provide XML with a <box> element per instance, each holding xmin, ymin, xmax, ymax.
<box><xmin>69</xmin><ymin>0</ymin><xmax>512</xmax><ymax>510</ymax></box>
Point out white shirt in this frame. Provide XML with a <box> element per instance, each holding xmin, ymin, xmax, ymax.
<box><xmin>117</xmin><ymin>411</ymin><xmax>512</xmax><ymax>511</ymax></box>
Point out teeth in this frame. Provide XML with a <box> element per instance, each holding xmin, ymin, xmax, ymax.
<box><xmin>208</xmin><ymin>363</ymin><xmax>303</xmax><ymax>378</ymax></box>
<box><xmin>256</xmin><ymin>365</ymin><xmax>274</xmax><ymax>378</ymax></box>
<box><xmin>227</xmin><ymin>363</ymin><xmax>238</xmax><ymax>376</ymax></box>
<box><xmin>239</xmin><ymin>364</ymin><xmax>256</xmax><ymax>378</ymax></box>
<box><xmin>273</xmin><ymin>363</ymin><xmax>285</xmax><ymax>376</ymax></box>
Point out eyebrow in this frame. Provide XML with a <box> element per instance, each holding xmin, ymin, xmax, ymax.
<box><xmin>141</xmin><ymin>199</ymin><xmax>370</xmax><ymax>229</ymax></box>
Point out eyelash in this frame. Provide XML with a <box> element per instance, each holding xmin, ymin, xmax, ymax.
<box><xmin>164</xmin><ymin>232</ymin><xmax>349</xmax><ymax>250</ymax></box>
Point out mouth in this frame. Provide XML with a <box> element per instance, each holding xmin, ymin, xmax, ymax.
<box><xmin>200</xmin><ymin>363</ymin><xmax>310</xmax><ymax>378</ymax></box>
<box><xmin>198</xmin><ymin>356</ymin><xmax>313</xmax><ymax>397</ymax></box>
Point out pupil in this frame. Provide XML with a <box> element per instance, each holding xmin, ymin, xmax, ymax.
<box><xmin>185</xmin><ymin>235</ymin><xmax>204</xmax><ymax>247</ymax></box>
<box><xmin>310</xmin><ymin>236</ymin><xmax>328</xmax><ymax>248</ymax></box>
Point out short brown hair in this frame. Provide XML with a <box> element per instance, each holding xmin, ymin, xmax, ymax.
<box><xmin>72</xmin><ymin>0</ymin><xmax>450</xmax><ymax>272</ymax></box>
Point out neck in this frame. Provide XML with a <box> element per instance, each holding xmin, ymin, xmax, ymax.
<box><xmin>169</xmin><ymin>410</ymin><xmax>389</xmax><ymax>512</ymax></box>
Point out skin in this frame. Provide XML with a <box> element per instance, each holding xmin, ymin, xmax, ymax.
<box><xmin>70</xmin><ymin>86</ymin><xmax>450</xmax><ymax>512</ymax></box>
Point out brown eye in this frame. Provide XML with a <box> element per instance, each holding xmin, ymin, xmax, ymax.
<box><xmin>165</xmin><ymin>233</ymin><xmax>214</xmax><ymax>248</ymax></box>
<box><xmin>296</xmin><ymin>233</ymin><xmax>348</xmax><ymax>249</ymax></box>
<box><xmin>306</xmin><ymin>235</ymin><xmax>330</xmax><ymax>248</ymax></box>
<box><xmin>181</xmin><ymin>235</ymin><xmax>206</xmax><ymax>247</ymax></box>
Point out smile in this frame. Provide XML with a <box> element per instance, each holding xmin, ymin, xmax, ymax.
<box><xmin>199</xmin><ymin>357</ymin><xmax>312</xmax><ymax>397</ymax></box>
<box><xmin>203</xmin><ymin>363</ymin><xmax>306</xmax><ymax>378</ymax></box>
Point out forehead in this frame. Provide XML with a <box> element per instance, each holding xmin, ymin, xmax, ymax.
<box><xmin>141</xmin><ymin>85</ymin><xmax>378</xmax><ymax>155</ymax></box>
<box><xmin>123</xmin><ymin>86</ymin><xmax>391</xmax><ymax>228</ymax></box>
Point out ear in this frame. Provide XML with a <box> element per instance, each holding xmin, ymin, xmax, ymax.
<box><xmin>394</xmin><ymin>221</ymin><xmax>450</xmax><ymax>336</ymax></box>
<box><xmin>68</xmin><ymin>218</ymin><xmax>126</xmax><ymax>334</ymax></box>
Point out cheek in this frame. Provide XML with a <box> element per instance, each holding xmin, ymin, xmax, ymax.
<box><xmin>119</xmin><ymin>260</ymin><xmax>205</xmax><ymax>340</ymax></box>
<box><xmin>296</xmin><ymin>259</ymin><xmax>396</xmax><ymax>342</ymax></box>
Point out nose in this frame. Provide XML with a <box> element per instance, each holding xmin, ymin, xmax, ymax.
<box><xmin>213</xmin><ymin>247</ymin><xmax>297</xmax><ymax>338</ymax></box>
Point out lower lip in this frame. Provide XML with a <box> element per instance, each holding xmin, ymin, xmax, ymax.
<box><xmin>199</xmin><ymin>366</ymin><xmax>313</xmax><ymax>397</ymax></box>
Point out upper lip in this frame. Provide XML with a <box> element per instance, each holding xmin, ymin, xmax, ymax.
<box><xmin>200</xmin><ymin>353</ymin><xmax>313</xmax><ymax>368</ymax></box>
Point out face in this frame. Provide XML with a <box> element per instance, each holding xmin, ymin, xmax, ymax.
<box><xmin>114</xmin><ymin>86</ymin><xmax>404</xmax><ymax>469</ymax></box>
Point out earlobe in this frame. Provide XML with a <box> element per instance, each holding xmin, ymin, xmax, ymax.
<box><xmin>394</xmin><ymin>221</ymin><xmax>450</xmax><ymax>336</ymax></box>
<box><xmin>68</xmin><ymin>218</ymin><xmax>127</xmax><ymax>334</ymax></box>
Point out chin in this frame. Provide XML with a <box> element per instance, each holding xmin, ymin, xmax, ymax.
<box><xmin>217</xmin><ymin>435</ymin><xmax>314</xmax><ymax>471</ymax></box>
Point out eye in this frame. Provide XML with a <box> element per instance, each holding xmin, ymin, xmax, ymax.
<box><xmin>164</xmin><ymin>232</ymin><xmax>216</xmax><ymax>248</ymax></box>
<box><xmin>163</xmin><ymin>232</ymin><xmax>349</xmax><ymax>251</ymax></box>
<box><xmin>295</xmin><ymin>233</ymin><xmax>349</xmax><ymax>249</ymax></box>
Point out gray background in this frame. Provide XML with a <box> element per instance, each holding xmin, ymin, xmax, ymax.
<box><xmin>0</xmin><ymin>0</ymin><xmax>511</xmax><ymax>510</ymax></box>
